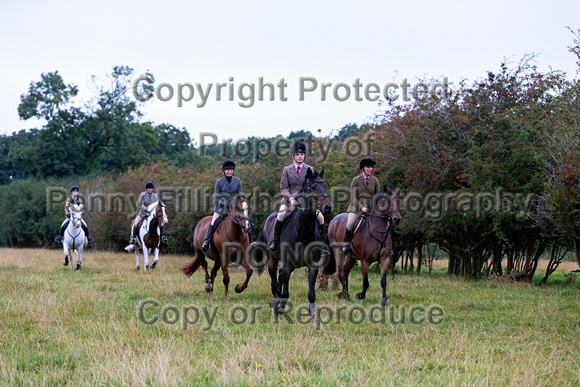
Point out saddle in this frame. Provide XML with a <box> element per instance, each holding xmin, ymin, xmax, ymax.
<box><xmin>132</xmin><ymin>218</ymin><xmax>146</xmax><ymax>237</ymax></box>
<box><xmin>213</xmin><ymin>213</ymin><xmax>228</xmax><ymax>234</ymax></box>
<box><xmin>352</xmin><ymin>213</ymin><xmax>368</xmax><ymax>236</ymax></box>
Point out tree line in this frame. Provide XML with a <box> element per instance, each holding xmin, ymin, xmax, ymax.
<box><xmin>1</xmin><ymin>30</ymin><xmax>579</xmax><ymax>283</ymax></box>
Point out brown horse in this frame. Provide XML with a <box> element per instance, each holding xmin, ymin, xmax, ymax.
<box><xmin>180</xmin><ymin>193</ymin><xmax>253</xmax><ymax>302</ymax></box>
<box><xmin>325</xmin><ymin>185</ymin><xmax>401</xmax><ymax>306</ymax></box>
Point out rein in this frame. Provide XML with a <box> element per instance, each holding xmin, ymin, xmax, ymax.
<box><xmin>67</xmin><ymin>212</ymin><xmax>83</xmax><ymax>251</ymax></box>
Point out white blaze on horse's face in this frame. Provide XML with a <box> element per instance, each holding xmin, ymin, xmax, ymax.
<box><xmin>242</xmin><ymin>201</ymin><xmax>250</xmax><ymax>232</ymax></box>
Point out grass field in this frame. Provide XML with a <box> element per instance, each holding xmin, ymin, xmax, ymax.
<box><xmin>1</xmin><ymin>248</ymin><xmax>580</xmax><ymax>386</ymax></box>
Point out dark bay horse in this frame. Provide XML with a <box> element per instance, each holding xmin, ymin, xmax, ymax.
<box><xmin>180</xmin><ymin>193</ymin><xmax>253</xmax><ymax>302</ymax></box>
<box><xmin>325</xmin><ymin>185</ymin><xmax>401</xmax><ymax>306</ymax></box>
<box><xmin>253</xmin><ymin>168</ymin><xmax>333</xmax><ymax>318</ymax></box>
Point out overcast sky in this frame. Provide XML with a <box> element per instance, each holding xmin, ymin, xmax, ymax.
<box><xmin>1</xmin><ymin>1</ymin><xmax>578</xmax><ymax>144</ymax></box>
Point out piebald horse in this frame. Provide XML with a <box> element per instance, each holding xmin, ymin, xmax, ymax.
<box><xmin>134</xmin><ymin>201</ymin><xmax>167</xmax><ymax>272</ymax></box>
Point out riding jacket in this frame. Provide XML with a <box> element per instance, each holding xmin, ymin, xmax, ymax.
<box><xmin>65</xmin><ymin>195</ymin><xmax>83</xmax><ymax>217</ymax></box>
<box><xmin>279</xmin><ymin>163</ymin><xmax>312</xmax><ymax>206</ymax></box>
<box><xmin>214</xmin><ymin>175</ymin><xmax>243</xmax><ymax>214</ymax></box>
<box><xmin>136</xmin><ymin>192</ymin><xmax>159</xmax><ymax>218</ymax></box>
<box><xmin>347</xmin><ymin>174</ymin><xmax>380</xmax><ymax>213</ymax></box>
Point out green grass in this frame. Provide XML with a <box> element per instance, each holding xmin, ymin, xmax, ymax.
<box><xmin>1</xmin><ymin>248</ymin><xmax>580</xmax><ymax>386</ymax></box>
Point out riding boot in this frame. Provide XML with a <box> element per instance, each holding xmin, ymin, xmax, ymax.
<box><xmin>81</xmin><ymin>224</ymin><xmax>94</xmax><ymax>244</ymax></box>
<box><xmin>341</xmin><ymin>228</ymin><xmax>353</xmax><ymax>253</ymax></box>
<box><xmin>269</xmin><ymin>220</ymin><xmax>283</xmax><ymax>251</ymax></box>
<box><xmin>55</xmin><ymin>220</ymin><xmax>69</xmax><ymax>243</ymax></box>
<box><xmin>160</xmin><ymin>227</ymin><xmax>167</xmax><ymax>244</ymax></box>
<box><xmin>202</xmin><ymin>223</ymin><xmax>214</xmax><ymax>252</ymax></box>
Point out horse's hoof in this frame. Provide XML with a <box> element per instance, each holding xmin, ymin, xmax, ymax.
<box><xmin>135</xmin><ymin>266</ymin><xmax>140</xmax><ymax>272</ymax></box>
<box><xmin>224</xmin><ymin>296</ymin><xmax>231</xmax><ymax>303</ymax></box>
<box><xmin>144</xmin><ymin>265</ymin><xmax>149</xmax><ymax>271</ymax></box>
<box><xmin>63</xmin><ymin>256</ymin><xmax>69</xmax><ymax>266</ymax></box>
<box><xmin>269</xmin><ymin>299</ymin><xmax>277</xmax><ymax>309</ymax></box>
<box><xmin>276</xmin><ymin>302</ymin><xmax>286</xmax><ymax>315</ymax></box>
<box><xmin>381</xmin><ymin>298</ymin><xmax>388</xmax><ymax>307</ymax></box>
<box><xmin>150</xmin><ymin>261</ymin><xmax>157</xmax><ymax>269</ymax></box>
<box><xmin>234</xmin><ymin>284</ymin><xmax>243</xmax><ymax>293</ymax></box>
<box><xmin>75</xmin><ymin>265</ymin><xmax>81</xmax><ymax>272</ymax></box>
<box><xmin>338</xmin><ymin>291</ymin><xmax>350</xmax><ymax>301</ymax></box>
<box><xmin>356</xmin><ymin>292</ymin><xmax>366</xmax><ymax>300</ymax></box>
<box><xmin>205</xmin><ymin>282</ymin><xmax>213</xmax><ymax>294</ymax></box>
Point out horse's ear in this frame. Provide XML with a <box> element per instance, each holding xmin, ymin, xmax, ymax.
<box><xmin>319</xmin><ymin>166</ymin><xmax>325</xmax><ymax>179</ymax></box>
<box><xmin>383</xmin><ymin>183</ymin><xmax>389</xmax><ymax>192</ymax></box>
<box><xmin>247</xmin><ymin>192</ymin><xmax>253</xmax><ymax>201</ymax></box>
<box><xmin>306</xmin><ymin>167</ymin><xmax>313</xmax><ymax>179</ymax></box>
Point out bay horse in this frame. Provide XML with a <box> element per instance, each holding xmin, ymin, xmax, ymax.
<box><xmin>134</xmin><ymin>201</ymin><xmax>167</xmax><ymax>272</ymax></box>
<box><xmin>325</xmin><ymin>185</ymin><xmax>401</xmax><ymax>306</ymax></box>
<box><xmin>253</xmin><ymin>167</ymin><xmax>333</xmax><ymax>318</ymax></box>
<box><xmin>180</xmin><ymin>193</ymin><xmax>254</xmax><ymax>302</ymax></box>
<box><xmin>62</xmin><ymin>204</ymin><xmax>87</xmax><ymax>272</ymax></box>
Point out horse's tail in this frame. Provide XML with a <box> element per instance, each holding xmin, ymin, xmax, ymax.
<box><xmin>322</xmin><ymin>234</ymin><xmax>336</xmax><ymax>275</ymax></box>
<box><xmin>180</xmin><ymin>256</ymin><xmax>202</xmax><ymax>277</ymax></box>
<box><xmin>254</xmin><ymin>228</ymin><xmax>268</xmax><ymax>275</ymax></box>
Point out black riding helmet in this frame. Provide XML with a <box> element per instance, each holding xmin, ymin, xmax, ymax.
<box><xmin>145</xmin><ymin>181</ymin><xmax>154</xmax><ymax>189</ymax></box>
<box><xmin>291</xmin><ymin>141</ymin><xmax>307</xmax><ymax>155</ymax></box>
<box><xmin>222</xmin><ymin>159</ymin><xmax>236</xmax><ymax>170</ymax></box>
<box><xmin>359</xmin><ymin>157</ymin><xmax>376</xmax><ymax>170</ymax></box>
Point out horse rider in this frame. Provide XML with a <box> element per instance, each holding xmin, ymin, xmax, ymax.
<box><xmin>124</xmin><ymin>181</ymin><xmax>167</xmax><ymax>252</ymax></box>
<box><xmin>269</xmin><ymin>141</ymin><xmax>325</xmax><ymax>251</ymax></box>
<box><xmin>55</xmin><ymin>185</ymin><xmax>94</xmax><ymax>244</ymax></box>
<box><xmin>202</xmin><ymin>159</ymin><xmax>244</xmax><ymax>252</ymax></box>
<box><xmin>342</xmin><ymin>157</ymin><xmax>380</xmax><ymax>253</ymax></box>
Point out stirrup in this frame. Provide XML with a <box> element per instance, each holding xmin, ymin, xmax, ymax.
<box><xmin>87</xmin><ymin>236</ymin><xmax>94</xmax><ymax>244</ymax></box>
<box><xmin>269</xmin><ymin>238</ymin><xmax>279</xmax><ymax>252</ymax></box>
<box><xmin>202</xmin><ymin>239</ymin><xmax>211</xmax><ymax>252</ymax></box>
<box><xmin>161</xmin><ymin>236</ymin><xmax>167</xmax><ymax>244</ymax></box>
<box><xmin>55</xmin><ymin>236</ymin><xmax>63</xmax><ymax>243</ymax></box>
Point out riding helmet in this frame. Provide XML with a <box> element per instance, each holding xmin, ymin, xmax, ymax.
<box><xmin>145</xmin><ymin>181</ymin><xmax>154</xmax><ymax>189</ymax></box>
<box><xmin>71</xmin><ymin>185</ymin><xmax>79</xmax><ymax>192</ymax></box>
<box><xmin>222</xmin><ymin>159</ymin><xmax>236</xmax><ymax>170</ymax></box>
<box><xmin>359</xmin><ymin>157</ymin><xmax>376</xmax><ymax>169</ymax></box>
<box><xmin>291</xmin><ymin>141</ymin><xmax>307</xmax><ymax>155</ymax></box>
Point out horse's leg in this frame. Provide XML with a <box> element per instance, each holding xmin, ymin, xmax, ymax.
<box><xmin>336</xmin><ymin>245</ymin><xmax>350</xmax><ymax>300</ymax></box>
<box><xmin>277</xmin><ymin>265</ymin><xmax>294</xmax><ymax>314</ymax></box>
<box><xmin>76</xmin><ymin>245</ymin><xmax>82</xmax><ymax>272</ymax></box>
<box><xmin>134</xmin><ymin>244</ymin><xmax>140</xmax><ymax>272</ymax></box>
<box><xmin>150</xmin><ymin>246</ymin><xmax>159</xmax><ymax>269</ymax></box>
<box><xmin>63</xmin><ymin>245</ymin><xmax>69</xmax><ymax>267</ymax></box>
<box><xmin>268</xmin><ymin>256</ymin><xmax>279</xmax><ymax>305</ymax></box>
<box><xmin>143</xmin><ymin>246</ymin><xmax>150</xmax><ymax>271</ymax></box>
<box><xmin>380</xmin><ymin>250</ymin><xmax>391</xmax><ymax>307</ymax></box>
<box><xmin>207</xmin><ymin>260</ymin><xmax>221</xmax><ymax>296</ymax></box>
<box><xmin>356</xmin><ymin>259</ymin><xmax>370</xmax><ymax>300</ymax></box>
<box><xmin>307</xmin><ymin>263</ymin><xmax>319</xmax><ymax>319</ymax></box>
<box><xmin>235</xmin><ymin>255</ymin><xmax>253</xmax><ymax>294</ymax></box>
<box><xmin>222</xmin><ymin>264</ymin><xmax>231</xmax><ymax>302</ymax></box>
<box><xmin>341</xmin><ymin>256</ymin><xmax>357</xmax><ymax>300</ymax></box>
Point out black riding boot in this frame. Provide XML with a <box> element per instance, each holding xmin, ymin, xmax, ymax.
<box><xmin>269</xmin><ymin>220</ymin><xmax>283</xmax><ymax>251</ymax></box>
<box><xmin>81</xmin><ymin>224</ymin><xmax>94</xmax><ymax>244</ymax></box>
<box><xmin>55</xmin><ymin>220</ymin><xmax>69</xmax><ymax>243</ymax></box>
<box><xmin>341</xmin><ymin>228</ymin><xmax>353</xmax><ymax>253</ymax></box>
<box><xmin>202</xmin><ymin>223</ymin><xmax>214</xmax><ymax>252</ymax></box>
